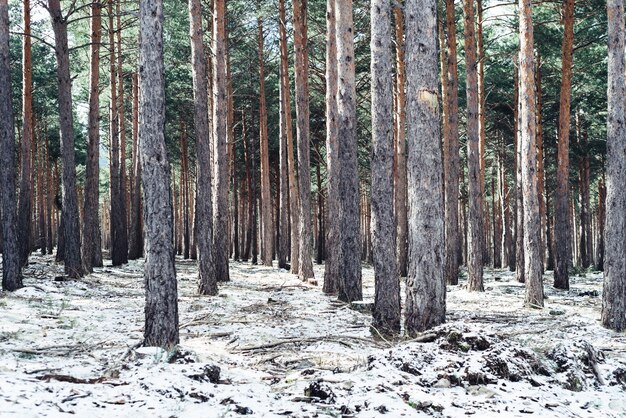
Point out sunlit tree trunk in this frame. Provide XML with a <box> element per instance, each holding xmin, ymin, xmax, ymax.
<box><xmin>554</xmin><ymin>0</ymin><xmax>575</xmax><ymax>290</ymax></box>
<box><xmin>293</xmin><ymin>0</ymin><xmax>315</xmax><ymax>280</ymax></box>
<box><xmin>128</xmin><ymin>72</ymin><xmax>143</xmax><ymax>259</ymax></box>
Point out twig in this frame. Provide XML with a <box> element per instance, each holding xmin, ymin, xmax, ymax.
<box><xmin>61</xmin><ymin>391</ymin><xmax>92</xmax><ymax>403</ymax></box>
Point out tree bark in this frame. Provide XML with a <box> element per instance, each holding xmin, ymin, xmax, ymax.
<box><xmin>212</xmin><ymin>0</ymin><xmax>230</xmax><ymax>281</ymax></box>
<box><xmin>404</xmin><ymin>0</ymin><xmax>445</xmax><ymax>334</ymax></box>
<box><xmin>323</xmin><ymin>0</ymin><xmax>339</xmax><ymax>292</ymax></box>
<box><xmin>258</xmin><ymin>17</ymin><xmax>273</xmax><ymax>267</ymax></box>
<box><xmin>139</xmin><ymin>0</ymin><xmax>179</xmax><ymax>348</ymax></box>
<box><xmin>602</xmin><ymin>0</ymin><xmax>626</xmax><ymax>331</ymax></box>
<box><xmin>18</xmin><ymin>0</ymin><xmax>33</xmax><ymax>267</ymax></box>
<box><xmin>189</xmin><ymin>0</ymin><xmax>216</xmax><ymax>294</ymax></box>
<box><xmin>463</xmin><ymin>0</ymin><xmax>483</xmax><ymax>291</ymax></box>
<box><xmin>514</xmin><ymin>67</ymin><xmax>524</xmax><ymax>282</ymax></box>
<box><xmin>371</xmin><ymin>0</ymin><xmax>400</xmax><ymax>334</ymax></box>
<box><xmin>128</xmin><ymin>72</ymin><xmax>143</xmax><ymax>259</ymax></box>
<box><xmin>116</xmin><ymin>0</ymin><xmax>129</xmax><ymax>260</ymax></box>
<box><xmin>49</xmin><ymin>0</ymin><xmax>83</xmax><ymax>278</ymax></box>
<box><xmin>0</xmin><ymin>0</ymin><xmax>22</xmax><ymax>291</ymax></box>
<box><xmin>293</xmin><ymin>0</ymin><xmax>315</xmax><ymax>280</ymax></box>
<box><xmin>535</xmin><ymin>50</ymin><xmax>546</xmax><ymax>269</ymax></box>
<box><xmin>83</xmin><ymin>1</ymin><xmax>103</xmax><ymax>272</ymax></box>
<box><xmin>554</xmin><ymin>0</ymin><xmax>575</xmax><ymax>290</ymax></box>
<box><xmin>393</xmin><ymin>4</ymin><xmax>408</xmax><ymax>278</ymax></box>
<box><xmin>335</xmin><ymin>0</ymin><xmax>361</xmax><ymax>299</ymax></box>
<box><xmin>519</xmin><ymin>0</ymin><xmax>544</xmax><ymax>307</ymax></box>
<box><xmin>278</xmin><ymin>0</ymin><xmax>290</xmax><ymax>270</ymax></box>
<box><xmin>444</xmin><ymin>0</ymin><xmax>460</xmax><ymax>285</ymax></box>
<box><xmin>596</xmin><ymin>178</ymin><xmax>605</xmax><ymax>270</ymax></box>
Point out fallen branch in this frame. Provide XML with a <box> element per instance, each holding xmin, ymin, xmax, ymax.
<box><xmin>237</xmin><ymin>335</ymin><xmax>382</xmax><ymax>352</ymax></box>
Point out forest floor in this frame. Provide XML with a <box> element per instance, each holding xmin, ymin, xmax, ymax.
<box><xmin>1</xmin><ymin>255</ymin><xmax>625</xmax><ymax>417</ymax></box>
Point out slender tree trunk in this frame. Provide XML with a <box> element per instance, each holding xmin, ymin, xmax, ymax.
<box><xmin>278</xmin><ymin>0</ymin><xmax>291</xmax><ymax>270</ymax></box>
<box><xmin>514</xmin><ymin>68</ymin><xmax>524</xmax><ymax>282</ymax></box>
<box><xmin>602</xmin><ymin>0</ymin><xmax>626</xmax><ymax>330</ymax></box>
<box><xmin>371</xmin><ymin>0</ymin><xmax>400</xmax><ymax>334</ymax></box>
<box><xmin>519</xmin><ymin>0</ymin><xmax>544</xmax><ymax>307</ymax></box>
<box><xmin>18</xmin><ymin>0</ymin><xmax>33</xmax><ymax>267</ymax></box>
<box><xmin>180</xmin><ymin>124</ymin><xmax>190</xmax><ymax>259</ymax></box>
<box><xmin>393</xmin><ymin>4</ymin><xmax>408</xmax><ymax>278</ymax></box>
<box><xmin>444</xmin><ymin>0</ymin><xmax>460</xmax><ymax>285</ymax></box>
<box><xmin>243</xmin><ymin>112</ymin><xmax>253</xmax><ymax>262</ymax></box>
<box><xmin>83</xmin><ymin>1</ymin><xmax>103</xmax><ymax>272</ymax></box>
<box><xmin>258</xmin><ymin>18</ymin><xmax>273</xmax><ymax>267</ymax></box>
<box><xmin>404</xmin><ymin>0</ymin><xmax>445</xmax><ymax>334</ymax></box>
<box><xmin>49</xmin><ymin>0</ymin><xmax>83</xmax><ymax>278</ymax></box>
<box><xmin>554</xmin><ymin>0</ymin><xmax>575</xmax><ymax>290</ymax></box>
<box><xmin>46</xmin><ymin>139</ymin><xmax>54</xmax><ymax>255</ymax></box>
<box><xmin>323</xmin><ymin>0</ymin><xmax>339</xmax><ymax>292</ymax></box>
<box><xmin>108</xmin><ymin>0</ymin><xmax>127</xmax><ymax>266</ymax></box>
<box><xmin>577</xmin><ymin>112</ymin><xmax>592</xmax><ymax>269</ymax></box>
<box><xmin>0</xmin><ymin>0</ymin><xmax>22</xmax><ymax>290</ymax></box>
<box><xmin>463</xmin><ymin>0</ymin><xmax>483</xmax><ymax>291</ymax></box>
<box><xmin>315</xmin><ymin>162</ymin><xmax>324</xmax><ymax>265</ymax></box>
<box><xmin>335</xmin><ymin>0</ymin><xmax>361</xmax><ymax>299</ymax></box>
<box><xmin>293</xmin><ymin>0</ymin><xmax>315</xmax><ymax>280</ymax></box>
<box><xmin>139</xmin><ymin>0</ymin><xmax>179</xmax><ymax>348</ymax></box>
<box><xmin>492</xmin><ymin>163</ymin><xmax>502</xmax><ymax>268</ymax></box>
<box><xmin>596</xmin><ymin>179</ymin><xmax>605</xmax><ymax>270</ymax></box>
<box><xmin>477</xmin><ymin>0</ymin><xmax>487</xmax><ymax>241</ymax></box>
<box><xmin>536</xmin><ymin>51</ymin><xmax>546</xmax><ymax>268</ymax></box>
<box><xmin>212</xmin><ymin>0</ymin><xmax>230</xmax><ymax>281</ymax></box>
<box><xmin>500</xmin><ymin>136</ymin><xmax>514</xmax><ymax>270</ymax></box>
<box><xmin>128</xmin><ymin>72</ymin><xmax>143</xmax><ymax>259</ymax></box>
<box><xmin>116</xmin><ymin>0</ymin><xmax>129</xmax><ymax>260</ymax></box>
<box><xmin>190</xmin><ymin>0</ymin><xmax>216</xmax><ymax>294</ymax></box>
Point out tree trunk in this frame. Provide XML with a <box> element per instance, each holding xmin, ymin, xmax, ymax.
<box><xmin>83</xmin><ymin>1</ymin><xmax>103</xmax><ymax>272</ymax></box>
<box><xmin>180</xmin><ymin>124</ymin><xmax>190</xmax><ymax>259</ymax></box>
<box><xmin>293</xmin><ymin>0</ymin><xmax>315</xmax><ymax>280</ymax></box>
<box><xmin>335</xmin><ymin>0</ymin><xmax>361</xmax><ymax>299</ymax></box>
<box><xmin>371</xmin><ymin>0</ymin><xmax>400</xmax><ymax>334</ymax></box>
<box><xmin>258</xmin><ymin>18</ymin><xmax>273</xmax><ymax>267</ymax></box>
<box><xmin>500</xmin><ymin>135</ymin><xmax>514</xmax><ymax>270</ymax></box>
<box><xmin>514</xmin><ymin>68</ymin><xmax>524</xmax><ymax>282</ymax></box>
<box><xmin>492</xmin><ymin>163</ymin><xmax>502</xmax><ymax>268</ymax></box>
<box><xmin>463</xmin><ymin>0</ymin><xmax>483</xmax><ymax>291</ymax></box>
<box><xmin>190</xmin><ymin>0</ymin><xmax>216</xmax><ymax>294</ymax></box>
<box><xmin>212</xmin><ymin>0</ymin><xmax>230</xmax><ymax>281</ymax></box>
<box><xmin>519</xmin><ymin>0</ymin><xmax>544</xmax><ymax>307</ymax></box>
<box><xmin>0</xmin><ymin>0</ymin><xmax>22</xmax><ymax>290</ymax></box>
<box><xmin>596</xmin><ymin>179</ymin><xmax>605</xmax><ymax>270</ymax></box>
<box><xmin>554</xmin><ymin>0</ymin><xmax>575</xmax><ymax>290</ymax></box>
<box><xmin>108</xmin><ymin>0</ymin><xmax>127</xmax><ymax>266</ymax></box>
<box><xmin>444</xmin><ymin>0</ymin><xmax>460</xmax><ymax>285</ymax></box>
<box><xmin>394</xmin><ymin>4</ymin><xmax>408</xmax><ymax>278</ymax></box>
<box><xmin>315</xmin><ymin>162</ymin><xmax>324</xmax><ymax>265</ymax></box>
<box><xmin>49</xmin><ymin>0</ymin><xmax>83</xmax><ymax>278</ymax></box>
<box><xmin>18</xmin><ymin>0</ymin><xmax>33</xmax><ymax>267</ymax></box>
<box><xmin>278</xmin><ymin>0</ymin><xmax>292</xmax><ymax>270</ymax></box>
<box><xmin>116</xmin><ymin>0</ymin><xmax>129</xmax><ymax>260</ymax></box>
<box><xmin>323</xmin><ymin>0</ymin><xmax>339</xmax><ymax>292</ymax></box>
<box><xmin>404</xmin><ymin>0</ymin><xmax>445</xmax><ymax>334</ymax></box>
<box><xmin>602</xmin><ymin>0</ymin><xmax>626</xmax><ymax>330</ymax></box>
<box><xmin>139</xmin><ymin>0</ymin><xmax>179</xmax><ymax>348</ymax></box>
<box><xmin>128</xmin><ymin>72</ymin><xmax>143</xmax><ymax>259</ymax></box>
<box><xmin>577</xmin><ymin>111</ymin><xmax>592</xmax><ymax>269</ymax></box>
<box><xmin>243</xmin><ymin>112</ymin><xmax>252</xmax><ymax>262</ymax></box>
<box><xmin>536</xmin><ymin>50</ymin><xmax>546</xmax><ymax>269</ymax></box>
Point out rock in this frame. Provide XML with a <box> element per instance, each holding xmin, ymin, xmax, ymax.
<box><xmin>374</xmin><ymin>405</ymin><xmax>388</xmax><ymax>414</ymax></box>
<box><xmin>187</xmin><ymin>364</ymin><xmax>221</xmax><ymax>384</ymax></box>
<box><xmin>233</xmin><ymin>405</ymin><xmax>253</xmax><ymax>415</ymax></box>
<box><xmin>433</xmin><ymin>378</ymin><xmax>451</xmax><ymax>388</ymax></box>
<box><xmin>549</xmin><ymin>310</ymin><xmax>565</xmax><ymax>316</ymax></box>
<box><xmin>304</xmin><ymin>381</ymin><xmax>336</xmax><ymax>403</ymax></box>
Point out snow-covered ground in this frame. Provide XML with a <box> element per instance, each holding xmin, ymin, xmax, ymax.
<box><xmin>1</xmin><ymin>255</ymin><xmax>625</xmax><ymax>417</ymax></box>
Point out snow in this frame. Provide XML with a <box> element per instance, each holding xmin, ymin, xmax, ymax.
<box><xmin>0</xmin><ymin>255</ymin><xmax>625</xmax><ymax>417</ymax></box>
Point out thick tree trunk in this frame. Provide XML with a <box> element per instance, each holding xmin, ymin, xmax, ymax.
<box><xmin>212</xmin><ymin>0</ymin><xmax>230</xmax><ymax>281</ymax></box>
<box><xmin>278</xmin><ymin>0</ymin><xmax>292</xmax><ymax>270</ymax></box>
<box><xmin>335</xmin><ymin>0</ymin><xmax>361</xmax><ymax>299</ymax></box>
<box><xmin>139</xmin><ymin>0</ymin><xmax>179</xmax><ymax>348</ymax></box>
<box><xmin>49</xmin><ymin>0</ymin><xmax>83</xmax><ymax>278</ymax></box>
<box><xmin>371</xmin><ymin>0</ymin><xmax>400</xmax><ymax>334</ymax></box>
<box><xmin>463</xmin><ymin>0</ymin><xmax>483</xmax><ymax>291</ymax></box>
<box><xmin>602</xmin><ymin>0</ymin><xmax>626</xmax><ymax>331</ymax></box>
<box><xmin>83</xmin><ymin>2</ymin><xmax>103</xmax><ymax>272</ymax></box>
<box><xmin>0</xmin><ymin>0</ymin><xmax>22</xmax><ymax>290</ymax></box>
<box><xmin>393</xmin><ymin>4</ymin><xmax>408</xmax><ymax>278</ymax></box>
<box><xmin>554</xmin><ymin>0</ymin><xmax>575</xmax><ymax>290</ymax></box>
<box><xmin>444</xmin><ymin>0</ymin><xmax>460</xmax><ymax>285</ymax></box>
<box><xmin>323</xmin><ymin>0</ymin><xmax>339</xmax><ymax>293</ymax></box>
<box><xmin>18</xmin><ymin>0</ymin><xmax>33</xmax><ymax>267</ymax></box>
<box><xmin>293</xmin><ymin>0</ymin><xmax>315</xmax><ymax>280</ymax></box>
<box><xmin>128</xmin><ymin>72</ymin><xmax>143</xmax><ymax>259</ymax></box>
<box><xmin>189</xmin><ymin>0</ymin><xmax>216</xmax><ymax>294</ymax></box>
<box><xmin>404</xmin><ymin>0</ymin><xmax>445</xmax><ymax>334</ymax></box>
<box><xmin>519</xmin><ymin>0</ymin><xmax>544</xmax><ymax>307</ymax></box>
<box><xmin>258</xmin><ymin>18</ymin><xmax>273</xmax><ymax>267</ymax></box>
